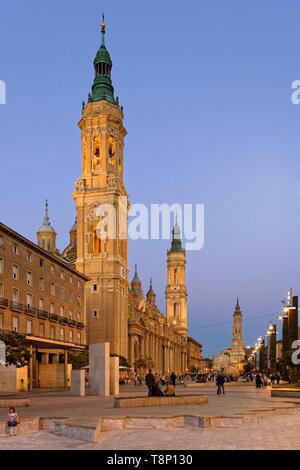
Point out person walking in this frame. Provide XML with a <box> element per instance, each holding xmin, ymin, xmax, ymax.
<box><xmin>255</xmin><ymin>373</ymin><xmax>263</xmax><ymax>388</ymax></box>
<box><xmin>7</xmin><ymin>407</ymin><xmax>19</xmax><ymax>436</ymax></box>
<box><xmin>216</xmin><ymin>373</ymin><xmax>226</xmax><ymax>395</ymax></box>
<box><xmin>145</xmin><ymin>369</ymin><xmax>155</xmax><ymax>396</ymax></box>
<box><xmin>170</xmin><ymin>372</ymin><xmax>177</xmax><ymax>387</ymax></box>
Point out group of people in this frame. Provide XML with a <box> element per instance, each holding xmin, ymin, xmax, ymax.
<box><xmin>145</xmin><ymin>370</ymin><xmax>177</xmax><ymax>397</ymax></box>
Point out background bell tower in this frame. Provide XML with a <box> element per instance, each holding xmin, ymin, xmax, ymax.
<box><xmin>73</xmin><ymin>17</ymin><xmax>129</xmax><ymax>357</ymax></box>
<box><xmin>230</xmin><ymin>299</ymin><xmax>245</xmax><ymax>364</ymax></box>
<box><xmin>165</xmin><ymin>220</ymin><xmax>188</xmax><ymax>336</ymax></box>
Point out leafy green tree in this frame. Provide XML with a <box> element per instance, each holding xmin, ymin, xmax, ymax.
<box><xmin>0</xmin><ymin>331</ymin><xmax>29</xmax><ymax>368</ymax></box>
<box><xmin>68</xmin><ymin>349</ymin><xmax>89</xmax><ymax>369</ymax></box>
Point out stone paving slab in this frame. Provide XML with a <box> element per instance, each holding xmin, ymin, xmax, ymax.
<box><xmin>1</xmin><ymin>408</ymin><xmax>300</xmax><ymax>450</ymax></box>
<box><xmin>0</xmin><ymin>386</ymin><xmax>299</xmax><ymax>423</ymax></box>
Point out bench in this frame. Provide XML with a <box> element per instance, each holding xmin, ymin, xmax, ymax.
<box><xmin>114</xmin><ymin>395</ymin><xmax>208</xmax><ymax>408</ymax></box>
<box><xmin>271</xmin><ymin>388</ymin><xmax>300</xmax><ymax>398</ymax></box>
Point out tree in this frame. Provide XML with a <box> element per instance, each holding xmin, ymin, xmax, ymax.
<box><xmin>68</xmin><ymin>349</ymin><xmax>89</xmax><ymax>369</ymax></box>
<box><xmin>119</xmin><ymin>355</ymin><xmax>131</xmax><ymax>368</ymax></box>
<box><xmin>0</xmin><ymin>331</ymin><xmax>29</xmax><ymax>368</ymax></box>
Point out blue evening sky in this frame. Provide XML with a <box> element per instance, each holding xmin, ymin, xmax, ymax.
<box><xmin>1</xmin><ymin>0</ymin><xmax>300</xmax><ymax>356</ymax></box>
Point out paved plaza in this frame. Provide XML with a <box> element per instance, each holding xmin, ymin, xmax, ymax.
<box><xmin>0</xmin><ymin>408</ymin><xmax>300</xmax><ymax>450</ymax></box>
<box><xmin>1</xmin><ymin>384</ymin><xmax>300</xmax><ymax>450</ymax></box>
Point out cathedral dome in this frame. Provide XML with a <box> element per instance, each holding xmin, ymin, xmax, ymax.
<box><xmin>94</xmin><ymin>45</ymin><xmax>112</xmax><ymax>67</ymax></box>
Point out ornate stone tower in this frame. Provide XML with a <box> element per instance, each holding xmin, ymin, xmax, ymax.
<box><xmin>230</xmin><ymin>299</ymin><xmax>245</xmax><ymax>364</ymax></box>
<box><xmin>146</xmin><ymin>278</ymin><xmax>156</xmax><ymax>306</ymax></box>
<box><xmin>73</xmin><ymin>17</ymin><xmax>129</xmax><ymax>357</ymax></box>
<box><xmin>37</xmin><ymin>200</ymin><xmax>60</xmax><ymax>256</ymax></box>
<box><xmin>62</xmin><ymin>218</ymin><xmax>77</xmax><ymax>265</ymax></box>
<box><xmin>165</xmin><ymin>221</ymin><xmax>188</xmax><ymax>336</ymax></box>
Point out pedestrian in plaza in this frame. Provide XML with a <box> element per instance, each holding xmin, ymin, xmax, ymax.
<box><xmin>7</xmin><ymin>407</ymin><xmax>19</xmax><ymax>436</ymax></box>
<box><xmin>255</xmin><ymin>374</ymin><xmax>263</xmax><ymax>388</ymax></box>
<box><xmin>152</xmin><ymin>380</ymin><xmax>165</xmax><ymax>396</ymax></box>
<box><xmin>216</xmin><ymin>373</ymin><xmax>225</xmax><ymax>395</ymax></box>
<box><xmin>145</xmin><ymin>369</ymin><xmax>155</xmax><ymax>396</ymax></box>
<box><xmin>170</xmin><ymin>371</ymin><xmax>177</xmax><ymax>387</ymax></box>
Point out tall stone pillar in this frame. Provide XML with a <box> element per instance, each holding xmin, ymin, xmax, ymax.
<box><xmin>89</xmin><ymin>342</ymin><xmax>110</xmax><ymax>396</ymax></box>
<box><xmin>169</xmin><ymin>347</ymin><xmax>172</xmax><ymax>373</ymax></box>
<box><xmin>64</xmin><ymin>350</ymin><xmax>68</xmax><ymax>388</ymax></box>
<box><xmin>109</xmin><ymin>356</ymin><xmax>120</xmax><ymax>396</ymax></box>
<box><xmin>165</xmin><ymin>345</ymin><xmax>169</xmax><ymax>373</ymax></box>
<box><xmin>29</xmin><ymin>344</ymin><xmax>33</xmax><ymax>392</ymax></box>
<box><xmin>155</xmin><ymin>336</ymin><xmax>159</xmax><ymax>371</ymax></box>
<box><xmin>151</xmin><ymin>335</ymin><xmax>154</xmax><ymax>361</ymax></box>
<box><xmin>140</xmin><ymin>336</ymin><xmax>145</xmax><ymax>358</ymax></box>
<box><xmin>129</xmin><ymin>334</ymin><xmax>135</xmax><ymax>367</ymax></box>
<box><xmin>145</xmin><ymin>334</ymin><xmax>150</xmax><ymax>359</ymax></box>
<box><xmin>163</xmin><ymin>345</ymin><xmax>167</xmax><ymax>374</ymax></box>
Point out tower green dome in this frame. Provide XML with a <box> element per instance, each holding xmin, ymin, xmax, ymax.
<box><xmin>169</xmin><ymin>217</ymin><xmax>185</xmax><ymax>253</ymax></box>
<box><xmin>90</xmin><ymin>16</ymin><xmax>117</xmax><ymax>104</ymax></box>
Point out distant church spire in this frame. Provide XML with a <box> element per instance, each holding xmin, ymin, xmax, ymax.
<box><xmin>101</xmin><ymin>13</ymin><xmax>106</xmax><ymax>45</ymax></box>
<box><xmin>43</xmin><ymin>200</ymin><xmax>50</xmax><ymax>225</ymax></box>
<box><xmin>37</xmin><ymin>200</ymin><xmax>59</xmax><ymax>256</ymax></box>
<box><xmin>147</xmin><ymin>277</ymin><xmax>156</xmax><ymax>306</ymax></box>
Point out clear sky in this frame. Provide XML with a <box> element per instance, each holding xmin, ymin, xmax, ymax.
<box><xmin>1</xmin><ymin>0</ymin><xmax>300</xmax><ymax>356</ymax></box>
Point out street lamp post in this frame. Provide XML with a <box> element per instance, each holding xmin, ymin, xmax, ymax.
<box><xmin>288</xmin><ymin>295</ymin><xmax>298</xmax><ymax>381</ymax></box>
<box><xmin>259</xmin><ymin>338</ymin><xmax>267</xmax><ymax>373</ymax></box>
<box><xmin>281</xmin><ymin>312</ymin><xmax>290</xmax><ymax>381</ymax></box>
<box><xmin>269</xmin><ymin>324</ymin><xmax>277</xmax><ymax>374</ymax></box>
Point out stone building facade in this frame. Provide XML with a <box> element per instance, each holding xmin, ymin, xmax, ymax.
<box><xmin>0</xmin><ymin>18</ymin><xmax>201</xmax><ymax>380</ymax></box>
<box><xmin>0</xmin><ymin>220</ymin><xmax>88</xmax><ymax>389</ymax></box>
<box><xmin>187</xmin><ymin>337</ymin><xmax>203</xmax><ymax>372</ymax></box>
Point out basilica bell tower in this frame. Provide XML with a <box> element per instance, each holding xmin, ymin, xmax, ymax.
<box><xmin>165</xmin><ymin>220</ymin><xmax>188</xmax><ymax>336</ymax></box>
<box><xmin>73</xmin><ymin>17</ymin><xmax>129</xmax><ymax>357</ymax></box>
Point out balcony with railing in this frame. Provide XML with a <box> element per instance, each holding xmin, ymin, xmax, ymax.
<box><xmin>25</xmin><ymin>306</ymin><xmax>37</xmax><ymax>316</ymax></box>
<box><xmin>38</xmin><ymin>310</ymin><xmax>49</xmax><ymax>320</ymax></box>
<box><xmin>1</xmin><ymin>297</ymin><xmax>86</xmax><ymax>331</ymax></box>
<box><xmin>49</xmin><ymin>313</ymin><xmax>59</xmax><ymax>322</ymax></box>
<box><xmin>10</xmin><ymin>301</ymin><xmax>24</xmax><ymax>312</ymax></box>
<box><xmin>0</xmin><ymin>297</ymin><xmax>9</xmax><ymax>308</ymax></box>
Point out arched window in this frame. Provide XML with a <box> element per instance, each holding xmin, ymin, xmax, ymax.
<box><xmin>108</xmin><ymin>136</ymin><xmax>115</xmax><ymax>167</ymax></box>
<box><xmin>93</xmin><ymin>227</ymin><xmax>101</xmax><ymax>253</ymax></box>
<box><xmin>174</xmin><ymin>268</ymin><xmax>178</xmax><ymax>284</ymax></box>
<box><xmin>173</xmin><ymin>303</ymin><xmax>179</xmax><ymax>317</ymax></box>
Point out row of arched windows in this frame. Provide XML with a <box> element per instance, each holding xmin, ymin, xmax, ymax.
<box><xmin>95</xmin><ymin>62</ymin><xmax>111</xmax><ymax>78</ymax></box>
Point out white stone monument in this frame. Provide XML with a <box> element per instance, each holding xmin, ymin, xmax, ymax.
<box><xmin>0</xmin><ymin>340</ymin><xmax>6</xmax><ymax>365</ymax></box>
<box><xmin>109</xmin><ymin>356</ymin><xmax>120</xmax><ymax>396</ymax></box>
<box><xmin>89</xmin><ymin>343</ymin><xmax>110</xmax><ymax>396</ymax></box>
<box><xmin>71</xmin><ymin>369</ymin><xmax>86</xmax><ymax>396</ymax></box>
